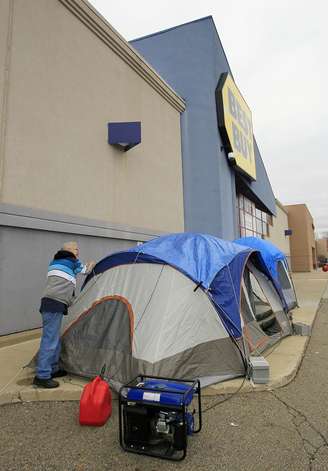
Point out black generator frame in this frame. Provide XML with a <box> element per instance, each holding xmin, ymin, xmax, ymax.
<box><xmin>118</xmin><ymin>374</ymin><xmax>202</xmax><ymax>461</ymax></box>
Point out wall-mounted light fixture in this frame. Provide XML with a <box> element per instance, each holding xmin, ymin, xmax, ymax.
<box><xmin>285</xmin><ymin>229</ymin><xmax>293</xmax><ymax>236</ymax></box>
<box><xmin>108</xmin><ymin>122</ymin><xmax>141</xmax><ymax>152</ymax></box>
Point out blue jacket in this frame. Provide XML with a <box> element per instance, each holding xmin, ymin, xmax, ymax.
<box><xmin>41</xmin><ymin>250</ymin><xmax>87</xmax><ymax>312</ymax></box>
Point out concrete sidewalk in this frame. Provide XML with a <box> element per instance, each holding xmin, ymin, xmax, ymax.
<box><xmin>0</xmin><ymin>272</ymin><xmax>327</xmax><ymax>405</ymax></box>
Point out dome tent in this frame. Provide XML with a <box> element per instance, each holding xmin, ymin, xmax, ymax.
<box><xmin>60</xmin><ymin>233</ymin><xmax>293</xmax><ymax>388</ymax></box>
<box><xmin>234</xmin><ymin>236</ymin><xmax>298</xmax><ymax>312</ymax></box>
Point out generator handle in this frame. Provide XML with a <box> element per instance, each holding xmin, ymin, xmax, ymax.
<box><xmin>193</xmin><ymin>379</ymin><xmax>202</xmax><ymax>434</ymax></box>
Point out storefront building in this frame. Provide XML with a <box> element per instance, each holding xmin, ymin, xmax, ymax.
<box><xmin>0</xmin><ymin>0</ymin><xmax>185</xmax><ymax>334</ymax></box>
<box><xmin>131</xmin><ymin>16</ymin><xmax>276</xmax><ymax>241</ymax></box>
<box><xmin>285</xmin><ymin>204</ymin><xmax>316</xmax><ymax>272</ymax></box>
<box><xmin>267</xmin><ymin>199</ymin><xmax>291</xmax><ymax>266</ymax></box>
<box><xmin>1</xmin><ymin>7</ymin><xmax>280</xmax><ymax>335</ymax></box>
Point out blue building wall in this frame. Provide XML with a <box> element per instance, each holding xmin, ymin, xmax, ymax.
<box><xmin>131</xmin><ymin>16</ymin><xmax>275</xmax><ymax>240</ymax></box>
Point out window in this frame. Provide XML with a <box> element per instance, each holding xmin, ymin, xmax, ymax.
<box><xmin>237</xmin><ymin>194</ymin><xmax>270</xmax><ymax>238</ymax></box>
<box><xmin>244</xmin><ymin>198</ymin><xmax>252</xmax><ymax>214</ymax></box>
<box><xmin>245</xmin><ymin>213</ymin><xmax>253</xmax><ymax>230</ymax></box>
<box><xmin>239</xmin><ymin>210</ymin><xmax>245</xmax><ymax>227</ymax></box>
<box><xmin>256</xmin><ymin>219</ymin><xmax>262</xmax><ymax>234</ymax></box>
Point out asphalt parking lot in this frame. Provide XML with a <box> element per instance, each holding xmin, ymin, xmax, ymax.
<box><xmin>1</xmin><ymin>300</ymin><xmax>328</xmax><ymax>471</ymax></box>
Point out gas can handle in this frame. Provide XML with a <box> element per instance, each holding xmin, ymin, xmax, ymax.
<box><xmin>90</xmin><ymin>375</ymin><xmax>101</xmax><ymax>395</ymax></box>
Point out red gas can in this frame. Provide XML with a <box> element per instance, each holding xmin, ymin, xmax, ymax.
<box><xmin>79</xmin><ymin>376</ymin><xmax>112</xmax><ymax>426</ymax></box>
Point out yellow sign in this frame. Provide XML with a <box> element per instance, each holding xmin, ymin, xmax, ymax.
<box><xmin>216</xmin><ymin>73</ymin><xmax>256</xmax><ymax>180</ymax></box>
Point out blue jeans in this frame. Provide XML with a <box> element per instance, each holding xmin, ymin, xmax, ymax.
<box><xmin>36</xmin><ymin>312</ymin><xmax>64</xmax><ymax>379</ymax></box>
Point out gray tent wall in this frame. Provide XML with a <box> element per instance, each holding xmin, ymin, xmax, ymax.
<box><xmin>60</xmin><ymin>256</ymin><xmax>292</xmax><ymax>387</ymax></box>
<box><xmin>61</xmin><ymin>264</ymin><xmax>246</xmax><ymax>385</ymax></box>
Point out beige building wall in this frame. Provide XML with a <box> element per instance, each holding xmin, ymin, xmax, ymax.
<box><xmin>285</xmin><ymin>204</ymin><xmax>316</xmax><ymax>272</ymax></box>
<box><xmin>0</xmin><ymin>0</ymin><xmax>12</xmax><ymax>185</ymax></box>
<box><xmin>267</xmin><ymin>200</ymin><xmax>291</xmax><ymax>262</ymax></box>
<box><xmin>0</xmin><ymin>0</ymin><xmax>185</xmax><ymax>233</ymax></box>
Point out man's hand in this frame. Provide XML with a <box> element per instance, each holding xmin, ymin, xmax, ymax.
<box><xmin>86</xmin><ymin>261</ymin><xmax>96</xmax><ymax>273</ymax></box>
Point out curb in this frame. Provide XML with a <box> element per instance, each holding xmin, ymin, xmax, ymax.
<box><xmin>0</xmin><ymin>373</ymin><xmax>120</xmax><ymax>406</ymax></box>
<box><xmin>0</xmin><ymin>372</ymin><xmax>85</xmax><ymax>406</ymax></box>
<box><xmin>203</xmin><ymin>299</ymin><xmax>328</xmax><ymax>396</ymax></box>
<box><xmin>0</xmin><ymin>334</ymin><xmax>312</xmax><ymax>404</ymax></box>
<box><xmin>203</xmin><ymin>337</ymin><xmax>309</xmax><ymax>396</ymax></box>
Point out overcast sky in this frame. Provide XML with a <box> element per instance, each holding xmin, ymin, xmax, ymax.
<box><xmin>90</xmin><ymin>0</ymin><xmax>328</xmax><ymax>235</ymax></box>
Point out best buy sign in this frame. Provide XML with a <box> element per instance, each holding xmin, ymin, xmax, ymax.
<box><xmin>216</xmin><ymin>73</ymin><xmax>256</xmax><ymax>180</ymax></box>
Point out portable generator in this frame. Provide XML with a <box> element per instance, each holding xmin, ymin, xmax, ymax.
<box><xmin>118</xmin><ymin>375</ymin><xmax>202</xmax><ymax>461</ymax></box>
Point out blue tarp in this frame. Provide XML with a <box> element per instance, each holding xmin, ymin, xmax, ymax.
<box><xmin>127</xmin><ymin>233</ymin><xmax>252</xmax><ymax>288</ymax></box>
<box><xmin>85</xmin><ymin>233</ymin><xmax>255</xmax><ymax>337</ymax></box>
<box><xmin>234</xmin><ymin>236</ymin><xmax>286</xmax><ymax>281</ymax></box>
<box><xmin>89</xmin><ymin>233</ymin><xmax>253</xmax><ymax>288</ymax></box>
<box><xmin>234</xmin><ymin>236</ymin><xmax>293</xmax><ymax>311</ymax></box>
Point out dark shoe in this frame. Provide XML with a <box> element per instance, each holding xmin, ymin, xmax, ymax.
<box><xmin>51</xmin><ymin>369</ymin><xmax>67</xmax><ymax>378</ymax></box>
<box><xmin>33</xmin><ymin>376</ymin><xmax>59</xmax><ymax>388</ymax></box>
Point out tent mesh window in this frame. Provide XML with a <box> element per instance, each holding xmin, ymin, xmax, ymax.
<box><xmin>240</xmin><ymin>285</ymin><xmax>257</xmax><ymax>324</ymax></box>
<box><xmin>277</xmin><ymin>261</ymin><xmax>292</xmax><ymax>290</ymax></box>
<box><xmin>240</xmin><ymin>284</ymin><xmax>269</xmax><ymax>354</ymax></box>
<box><xmin>245</xmin><ymin>270</ymin><xmax>281</xmax><ymax>337</ymax></box>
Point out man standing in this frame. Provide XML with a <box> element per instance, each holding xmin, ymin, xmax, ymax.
<box><xmin>33</xmin><ymin>241</ymin><xmax>95</xmax><ymax>388</ymax></box>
